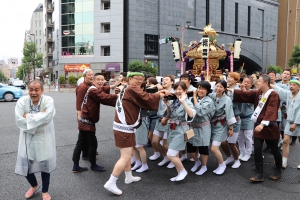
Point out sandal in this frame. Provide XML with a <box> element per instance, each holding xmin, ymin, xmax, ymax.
<box><xmin>25</xmin><ymin>184</ymin><xmax>41</xmax><ymax>199</ymax></box>
<box><xmin>42</xmin><ymin>194</ymin><xmax>51</xmax><ymax>200</ymax></box>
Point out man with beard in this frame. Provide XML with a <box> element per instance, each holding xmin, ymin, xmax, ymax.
<box><xmin>230</xmin><ymin>75</ymin><xmax>282</xmax><ymax>182</ymax></box>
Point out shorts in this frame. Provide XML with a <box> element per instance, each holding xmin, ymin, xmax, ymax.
<box><xmin>186</xmin><ymin>142</ymin><xmax>209</xmax><ymax>155</ymax></box>
<box><xmin>114</xmin><ymin>130</ymin><xmax>136</xmax><ymax>148</ymax></box>
<box><xmin>153</xmin><ymin>130</ymin><xmax>165</xmax><ymax>138</ymax></box>
<box><xmin>212</xmin><ymin>140</ymin><xmax>221</xmax><ymax>146</ymax></box>
<box><xmin>167</xmin><ymin>148</ymin><xmax>179</xmax><ymax>157</ymax></box>
<box><xmin>135</xmin><ymin>143</ymin><xmax>144</xmax><ymax>148</ymax></box>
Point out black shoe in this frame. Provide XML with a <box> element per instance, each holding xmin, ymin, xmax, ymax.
<box><xmin>263</xmin><ymin>146</ymin><xmax>271</xmax><ymax>153</ymax></box>
<box><xmin>72</xmin><ymin>164</ymin><xmax>88</xmax><ymax>173</ymax></box>
<box><xmin>91</xmin><ymin>164</ymin><xmax>106</xmax><ymax>172</ymax></box>
<box><xmin>270</xmin><ymin>168</ymin><xmax>282</xmax><ymax>180</ymax></box>
<box><xmin>250</xmin><ymin>173</ymin><xmax>264</xmax><ymax>182</ymax></box>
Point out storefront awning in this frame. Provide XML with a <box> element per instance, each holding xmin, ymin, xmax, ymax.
<box><xmin>64</xmin><ymin>64</ymin><xmax>90</xmax><ymax>72</ymax></box>
<box><xmin>105</xmin><ymin>63</ymin><xmax>120</xmax><ymax>71</ymax></box>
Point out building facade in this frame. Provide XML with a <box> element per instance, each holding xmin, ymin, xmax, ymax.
<box><xmin>276</xmin><ymin>0</ymin><xmax>300</xmax><ymax>71</ymax></box>
<box><xmin>29</xmin><ymin>4</ymin><xmax>45</xmax><ymax>56</ymax></box>
<box><xmin>48</xmin><ymin>0</ymin><xmax>279</xmax><ymax>81</ymax></box>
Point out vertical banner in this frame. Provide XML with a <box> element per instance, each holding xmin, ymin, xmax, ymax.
<box><xmin>206</xmin><ymin>58</ymin><xmax>209</xmax><ymax>81</ymax></box>
<box><xmin>230</xmin><ymin>54</ymin><xmax>234</xmax><ymax>72</ymax></box>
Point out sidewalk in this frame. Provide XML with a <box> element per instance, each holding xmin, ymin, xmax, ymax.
<box><xmin>44</xmin><ymin>85</ymin><xmax>76</xmax><ymax>93</ymax></box>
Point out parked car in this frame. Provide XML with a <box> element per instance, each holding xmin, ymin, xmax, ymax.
<box><xmin>0</xmin><ymin>83</ymin><xmax>23</xmax><ymax>102</ymax></box>
<box><xmin>8</xmin><ymin>78</ymin><xmax>15</xmax><ymax>86</ymax></box>
<box><xmin>12</xmin><ymin>80</ymin><xmax>26</xmax><ymax>89</ymax></box>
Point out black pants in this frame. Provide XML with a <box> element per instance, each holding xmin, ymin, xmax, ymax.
<box><xmin>292</xmin><ymin>136</ymin><xmax>297</xmax><ymax>142</ymax></box>
<box><xmin>254</xmin><ymin>137</ymin><xmax>282</xmax><ymax>175</ymax></box>
<box><xmin>72</xmin><ymin>130</ymin><xmax>98</xmax><ymax>165</ymax></box>
<box><xmin>26</xmin><ymin>172</ymin><xmax>50</xmax><ymax>193</ymax></box>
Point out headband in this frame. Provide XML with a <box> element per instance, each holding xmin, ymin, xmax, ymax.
<box><xmin>127</xmin><ymin>72</ymin><xmax>144</xmax><ymax>78</ymax></box>
<box><xmin>289</xmin><ymin>80</ymin><xmax>300</xmax><ymax>86</ymax></box>
<box><xmin>83</xmin><ymin>69</ymin><xmax>93</xmax><ymax>76</ymax></box>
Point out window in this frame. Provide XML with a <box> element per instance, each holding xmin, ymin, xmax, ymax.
<box><xmin>248</xmin><ymin>6</ymin><xmax>251</xmax><ymax>36</ymax></box>
<box><xmin>39</xmin><ymin>30</ymin><xmax>41</xmax><ymax>36</ymax></box>
<box><xmin>36</xmin><ymin>30</ymin><xmax>38</xmax><ymax>36</ymax></box>
<box><xmin>221</xmin><ymin>0</ymin><xmax>225</xmax><ymax>31</ymax></box>
<box><xmin>206</xmin><ymin>0</ymin><xmax>210</xmax><ymax>25</ymax></box>
<box><xmin>144</xmin><ymin>34</ymin><xmax>158</xmax><ymax>55</ymax></box>
<box><xmin>102</xmin><ymin>1</ymin><xmax>110</xmax><ymax>10</ymax></box>
<box><xmin>102</xmin><ymin>46</ymin><xmax>110</xmax><ymax>56</ymax></box>
<box><xmin>40</xmin><ymin>39</ymin><xmax>41</xmax><ymax>44</ymax></box>
<box><xmin>101</xmin><ymin>23</ymin><xmax>110</xmax><ymax>33</ymax></box>
<box><xmin>36</xmin><ymin>21</ymin><xmax>37</xmax><ymax>27</ymax></box>
<box><xmin>235</xmin><ymin>3</ymin><xmax>238</xmax><ymax>34</ymax></box>
<box><xmin>39</xmin><ymin>21</ymin><xmax>41</xmax><ymax>27</ymax></box>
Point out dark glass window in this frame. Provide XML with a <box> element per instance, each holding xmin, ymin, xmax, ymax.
<box><xmin>102</xmin><ymin>23</ymin><xmax>110</xmax><ymax>33</ymax></box>
<box><xmin>206</xmin><ymin>0</ymin><xmax>210</xmax><ymax>25</ymax></box>
<box><xmin>248</xmin><ymin>6</ymin><xmax>251</xmax><ymax>36</ymax></box>
<box><xmin>102</xmin><ymin>46</ymin><xmax>110</xmax><ymax>56</ymax></box>
<box><xmin>235</xmin><ymin>3</ymin><xmax>238</xmax><ymax>34</ymax></box>
<box><xmin>62</xmin><ymin>3</ymin><xmax>75</xmax><ymax>14</ymax></box>
<box><xmin>144</xmin><ymin>34</ymin><xmax>158</xmax><ymax>55</ymax></box>
<box><xmin>103</xmin><ymin>2</ymin><xmax>110</xmax><ymax>10</ymax></box>
<box><xmin>221</xmin><ymin>0</ymin><xmax>225</xmax><ymax>31</ymax></box>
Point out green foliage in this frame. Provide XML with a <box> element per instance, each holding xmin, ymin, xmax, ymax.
<box><xmin>16</xmin><ymin>64</ymin><xmax>31</xmax><ymax>80</ymax></box>
<box><xmin>68</xmin><ymin>75</ymin><xmax>77</xmax><ymax>84</ymax></box>
<box><xmin>59</xmin><ymin>76</ymin><xmax>66</xmax><ymax>84</ymax></box>
<box><xmin>128</xmin><ymin>60</ymin><xmax>158</xmax><ymax>76</ymax></box>
<box><xmin>0</xmin><ymin>70</ymin><xmax>8</xmax><ymax>82</ymax></box>
<box><xmin>288</xmin><ymin>45</ymin><xmax>300</xmax><ymax>67</ymax></box>
<box><xmin>21</xmin><ymin>42</ymin><xmax>44</xmax><ymax>74</ymax></box>
<box><xmin>267</xmin><ymin>65</ymin><xmax>282</xmax><ymax>74</ymax></box>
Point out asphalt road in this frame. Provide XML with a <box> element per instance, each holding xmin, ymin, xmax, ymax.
<box><xmin>0</xmin><ymin>91</ymin><xmax>300</xmax><ymax>200</ymax></box>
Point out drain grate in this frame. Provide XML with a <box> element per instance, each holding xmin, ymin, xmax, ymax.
<box><xmin>252</xmin><ymin>162</ymin><xmax>300</xmax><ymax>184</ymax></box>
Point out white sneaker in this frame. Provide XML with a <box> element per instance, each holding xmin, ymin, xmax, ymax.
<box><xmin>124</xmin><ymin>176</ymin><xmax>141</xmax><ymax>184</ymax></box>
<box><xmin>224</xmin><ymin>156</ymin><xmax>234</xmax><ymax>165</ymax></box>
<box><xmin>149</xmin><ymin>152</ymin><xmax>160</xmax><ymax>161</ymax></box>
<box><xmin>231</xmin><ymin>160</ymin><xmax>241</xmax><ymax>169</ymax></box>
<box><xmin>104</xmin><ymin>182</ymin><xmax>122</xmax><ymax>195</ymax></box>
<box><xmin>167</xmin><ymin>162</ymin><xmax>175</xmax><ymax>169</ymax></box>
<box><xmin>238</xmin><ymin>154</ymin><xmax>245</xmax><ymax>160</ymax></box>
<box><xmin>241</xmin><ymin>154</ymin><xmax>251</xmax><ymax>162</ymax></box>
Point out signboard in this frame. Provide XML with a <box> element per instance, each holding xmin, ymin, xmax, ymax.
<box><xmin>64</xmin><ymin>64</ymin><xmax>90</xmax><ymax>72</ymax></box>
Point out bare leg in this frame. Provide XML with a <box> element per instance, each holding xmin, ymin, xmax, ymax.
<box><xmin>112</xmin><ymin>147</ymin><xmax>133</xmax><ymax>177</ymax></box>
<box><xmin>201</xmin><ymin>155</ymin><xmax>208</xmax><ymax>166</ymax></box>
<box><xmin>211</xmin><ymin>145</ymin><xmax>224</xmax><ymax>164</ymax></box>
<box><xmin>221</xmin><ymin>141</ymin><xmax>231</xmax><ymax>157</ymax></box>
<box><xmin>137</xmin><ymin>147</ymin><xmax>147</xmax><ymax>164</ymax></box>
<box><xmin>229</xmin><ymin>143</ymin><xmax>239</xmax><ymax>160</ymax></box>
<box><xmin>132</xmin><ymin>148</ymin><xmax>139</xmax><ymax>161</ymax></box>
<box><xmin>152</xmin><ymin>135</ymin><xmax>166</xmax><ymax>156</ymax></box>
<box><xmin>282</xmin><ymin>134</ymin><xmax>291</xmax><ymax>158</ymax></box>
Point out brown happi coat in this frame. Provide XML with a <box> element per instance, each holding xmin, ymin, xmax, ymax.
<box><xmin>233</xmin><ymin>90</ymin><xmax>280</xmax><ymax>140</ymax></box>
<box><xmin>79</xmin><ymin>86</ymin><xmax>118</xmax><ymax>132</ymax></box>
<box><xmin>114</xmin><ymin>85</ymin><xmax>161</xmax><ymax>148</ymax></box>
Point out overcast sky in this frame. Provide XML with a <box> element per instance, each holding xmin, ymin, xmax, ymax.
<box><xmin>0</xmin><ymin>0</ymin><xmax>42</xmax><ymax>63</ymax></box>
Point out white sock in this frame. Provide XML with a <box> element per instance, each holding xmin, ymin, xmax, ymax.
<box><xmin>176</xmin><ymin>169</ymin><xmax>188</xmax><ymax>181</ymax></box>
<box><xmin>191</xmin><ymin>160</ymin><xmax>201</xmax><ymax>172</ymax></box>
<box><xmin>136</xmin><ymin>164</ymin><xmax>148</xmax><ymax>173</ymax></box>
<box><xmin>124</xmin><ymin>171</ymin><xmax>132</xmax><ymax>179</ymax></box>
<box><xmin>282</xmin><ymin>157</ymin><xmax>288</xmax><ymax>167</ymax></box>
<box><xmin>131</xmin><ymin>159</ymin><xmax>142</xmax><ymax>170</ymax></box>
<box><xmin>181</xmin><ymin>154</ymin><xmax>187</xmax><ymax>159</ymax></box>
<box><xmin>213</xmin><ymin>166</ymin><xmax>220</xmax><ymax>173</ymax></box>
<box><xmin>108</xmin><ymin>174</ymin><xmax>118</xmax><ymax>184</ymax></box>
<box><xmin>170</xmin><ymin>175</ymin><xmax>178</xmax><ymax>182</ymax></box>
<box><xmin>216</xmin><ymin>163</ymin><xmax>226</xmax><ymax>175</ymax></box>
<box><xmin>196</xmin><ymin>165</ymin><xmax>207</xmax><ymax>175</ymax></box>
<box><xmin>158</xmin><ymin>156</ymin><xmax>170</xmax><ymax>166</ymax></box>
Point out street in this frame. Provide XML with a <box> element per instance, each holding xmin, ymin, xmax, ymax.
<box><xmin>0</xmin><ymin>91</ymin><xmax>300</xmax><ymax>200</ymax></box>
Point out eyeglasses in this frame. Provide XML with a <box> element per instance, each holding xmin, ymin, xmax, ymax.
<box><xmin>132</xmin><ymin>77</ymin><xmax>144</xmax><ymax>82</ymax></box>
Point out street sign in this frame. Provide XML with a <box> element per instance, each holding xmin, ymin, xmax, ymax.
<box><xmin>159</xmin><ymin>38</ymin><xmax>166</xmax><ymax>44</ymax></box>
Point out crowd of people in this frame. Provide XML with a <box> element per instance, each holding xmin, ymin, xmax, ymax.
<box><xmin>13</xmin><ymin>68</ymin><xmax>300</xmax><ymax>198</ymax></box>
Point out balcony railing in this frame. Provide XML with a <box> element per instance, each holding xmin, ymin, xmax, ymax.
<box><xmin>47</xmin><ymin>19</ymin><xmax>54</xmax><ymax>27</ymax></box>
<box><xmin>47</xmin><ymin>4</ymin><xmax>53</xmax><ymax>13</ymax></box>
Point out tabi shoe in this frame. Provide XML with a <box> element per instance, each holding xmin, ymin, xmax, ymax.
<box><xmin>104</xmin><ymin>182</ymin><xmax>122</xmax><ymax>196</ymax></box>
<box><xmin>149</xmin><ymin>152</ymin><xmax>160</xmax><ymax>161</ymax></box>
<box><xmin>158</xmin><ymin>157</ymin><xmax>170</xmax><ymax>166</ymax></box>
<box><xmin>250</xmin><ymin>174</ymin><xmax>264</xmax><ymax>182</ymax></box>
<box><xmin>241</xmin><ymin>154</ymin><xmax>251</xmax><ymax>162</ymax></box>
<box><xmin>125</xmin><ymin>176</ymin><xmax>141</xmax><ymax>184</ymax></box>
<box><xmin>175</xmin><ymin>169</ymin><xmax>188</xmax><ymax>181</ymax></box>
<box><xmin>167</xmin><ymin>162</ymin><xmax>175</xmax><ymax>169</ymax></box>
<box><xmin>297</xmin><ymin>165</ymin><xmax>300</xmax><ymax>170</ymax></box>
<box><xmin>91</xmin><ymin>164</ymin><xmax>106</xmax><ymax>172</ymax></box>
<box><xmin>72</xmin><ymin>164</ymin><xmax>88</xmax><ymax>173</ymax></box>
<box><xmin>231</xmin><ymin>160</ymin><xmax>241</xmax><ymax>169</ymax></box>
<box><xmin>282</xmin><ymin>161</ymin><xmax>287</xmax><ymax>169</ymax></box>
<box><xmin>224</xmin><ymin>156</ymin><xmax>234</xmax><ymax>165</ymax></box>
<box><xmin>270</xmin><ymin>168</ymin><xmax>282</xmax><ymax>180</ymax></box>
<box><xmin>238</xmin><ymin>153</ymin><xmax>245</xmax><ymax>160</ymax></box>
<box><xmin>25</xmin><ymin>184</ymin><xmax>41</xmax><ymax>199</ymax></box>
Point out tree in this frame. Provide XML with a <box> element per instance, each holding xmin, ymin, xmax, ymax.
<box><xmin>0</xmin><ymin>70</ymin><xmax>8</xmax><ymax>82</ymax></box>
<box><xmin>128</xmin><ymin>60</ymin><xmax>158</xmax><ymax>76</ymax></box>
<box><xmin>267</xmin><ymin>65</ymin><xmax>282</xmax><ymax>74</ymax></box>
<box><xmin>21</xmin><ymin>41</ymin><xmax>43</xmax><ymax>80</ymax></box>
<box><xmin>288</xmin><ymin>45</ymin><xmax>300</xmax><ymax>68</ymax></box>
